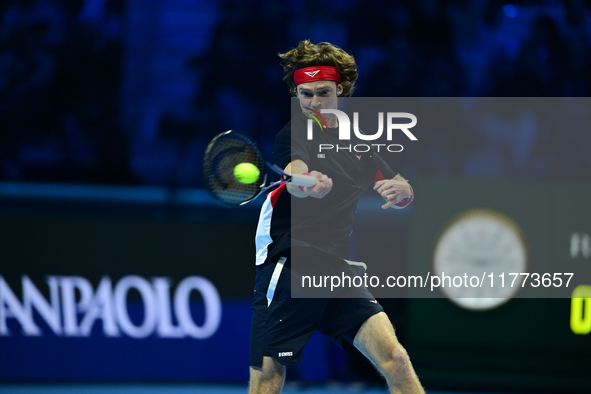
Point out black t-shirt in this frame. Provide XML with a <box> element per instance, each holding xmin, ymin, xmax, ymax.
<box><xmin>255</xmin><ymin>113</ymin><xmax>396</xmax><ymax>264</ymax></box>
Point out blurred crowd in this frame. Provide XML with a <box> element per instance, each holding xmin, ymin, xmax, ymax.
<box><xmin>0</xmin><ymin>0</ymin><xmax>135</xmax><ymax>184</ymax></box>
<box><xmin>1</xmin><ymin>0</ymin><xmax>591</xmax><ymax>186</ymax></box>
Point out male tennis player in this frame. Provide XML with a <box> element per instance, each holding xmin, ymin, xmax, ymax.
<box><xmin>249</xmin><ymin>40</ymin><xmax>424</xmax><ymax>394</ymax></box>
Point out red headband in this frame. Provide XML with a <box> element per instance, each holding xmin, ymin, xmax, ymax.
<box><xmin>293</xmin><ymin>66</ymin><xmax>341</xmax><ymax>86</ymax></box>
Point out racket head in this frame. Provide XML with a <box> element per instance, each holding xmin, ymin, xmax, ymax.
<box><xmin>203</xmin><ymin>131</ymin><xmax>267</xmax><ymax>206</ymax></box>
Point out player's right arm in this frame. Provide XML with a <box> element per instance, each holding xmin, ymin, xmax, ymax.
<box><xmin>284</xmin><ymin>159</ymin><xmax>332</xmax><ymax>198</ymax></box>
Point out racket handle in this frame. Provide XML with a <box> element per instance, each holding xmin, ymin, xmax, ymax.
<box><xmin>290</xmin><ymin>173</ymin><xmax>317</xmax><ymax>187</ymax></box>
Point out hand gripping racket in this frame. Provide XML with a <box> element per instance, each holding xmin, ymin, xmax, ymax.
<box><xmin>203</xmin><ymin>131</ymin><xmax>317</xmax><ymax>206</ymax></box>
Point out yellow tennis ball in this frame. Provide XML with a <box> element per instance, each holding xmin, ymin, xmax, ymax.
<box><xmin>234</xmin><ymin>162</ymin><xmax>260</xmax><ymax>184</ymax></box>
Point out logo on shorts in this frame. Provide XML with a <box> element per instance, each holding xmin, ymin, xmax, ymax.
<box><xmin>369</xmin><ymin>299</ymin><xmax>377</xmax><ymax>303</ymax></box>
<box><xmin>278</xmin><ymin>351</ymin><xmax>293</xmax><ymax>357</ymax></box>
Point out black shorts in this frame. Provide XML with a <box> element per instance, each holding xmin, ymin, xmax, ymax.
<box><xmin>250</xmin><ymin>247</ymin><xmax>383</xmax><ymax>367</ymax></box>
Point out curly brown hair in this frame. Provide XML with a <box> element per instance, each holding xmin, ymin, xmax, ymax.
<box><xmin>278</xmin><ymin>40</ymin><xmax>358</xmax><ymax>97</ymax></box>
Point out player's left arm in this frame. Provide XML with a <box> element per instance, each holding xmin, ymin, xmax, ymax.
<box><xmin>373</xmin><ymin>174</ymin><xmax>414</xmax><ymax>210</ymax></box>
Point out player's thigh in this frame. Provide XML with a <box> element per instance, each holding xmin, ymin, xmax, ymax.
<box><xmin>317</xmin><ymin>291</ymin><xmax>383</xmax><ymax>347</ymax></box>
<box><xmin>249</xmin><ymin>356</ymin><xmax>286</xmax><ymax>386</ymax></box>
<box><xmin>250</xmin><ymin>255</ymin><xmax>330</xmax><ymax>367</ymax></box>
<box><xmin>353</xmin><ymin>311</ymin><xmax>404</xmax><ymax>365</ymax></box>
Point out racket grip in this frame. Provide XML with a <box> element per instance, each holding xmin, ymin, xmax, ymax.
<box><xmin>290</xmin><ymin>173</ymin><xmax>317</xmax><ymax>187</ymax></box>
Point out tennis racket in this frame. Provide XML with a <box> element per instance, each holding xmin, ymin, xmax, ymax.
<box><xmin>203</xmin><ymin>130</ymin><xmax>317</xmax><ymax>206</ymax></box>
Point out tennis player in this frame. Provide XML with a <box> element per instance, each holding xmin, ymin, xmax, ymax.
<box><xmin>249</xmin><ymin>40</ymin><xmax>424</xmax><ymax>394</ymax></box>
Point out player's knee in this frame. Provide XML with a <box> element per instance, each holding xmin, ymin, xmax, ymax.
<box><xmin>253</xmin><ymin>357</ymin><xmax>286</xmax><ymax>382</ymax></box>
<box><xmin>249</xmin><ymin>363</ymin><xmax>285</xmax><ymax>394</ymax></box>
<box><xmin>260</xmin><ymin>367</ymin><xmax>284</xmax><ymax>383</ymax></box>
<box><xmin>380</xmin><ymin>346</ymin><xmax>412</xmax><ymax>381</ymax></box>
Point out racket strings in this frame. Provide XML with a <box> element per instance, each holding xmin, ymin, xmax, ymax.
<box><xmin>204</xmin><ymin>134</ymin><xmax>265</xmax><ymax>205</ymax></box>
